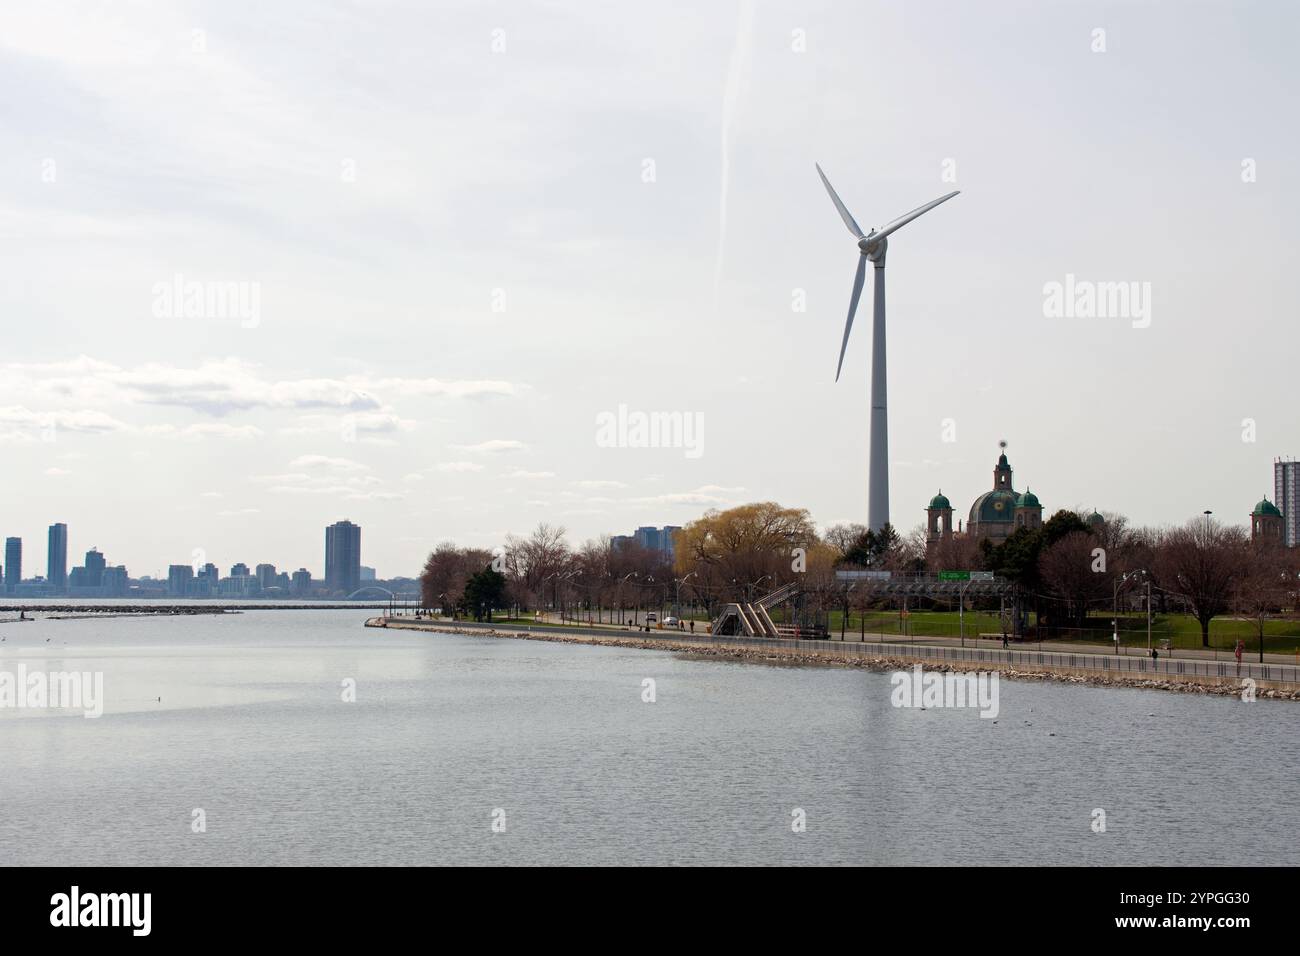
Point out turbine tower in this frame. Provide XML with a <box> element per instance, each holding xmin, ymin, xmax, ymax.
<box><xmin>815</xmin><ymin>164</ymin><xmax>959</xmax><ymax>532</ymax></box>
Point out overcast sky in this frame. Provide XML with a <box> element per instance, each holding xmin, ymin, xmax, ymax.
<box><xmin>1</xmin><ymin>1</ymin><xmax>1296</xmax><ymax>579</ymax></box>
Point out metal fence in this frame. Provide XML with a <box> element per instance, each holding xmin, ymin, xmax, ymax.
<box><xmin>704</xmin><ymin>635</ymin><xmax>1299</xmax><ymax>686</ymax></box>
<box><xmin>427</xmin><ymin>618</ymin><xmax>1300</xmax><ymax>687</ymax></box>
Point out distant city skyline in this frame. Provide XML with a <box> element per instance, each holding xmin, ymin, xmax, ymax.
<box><xmin>0</xmin><ymin>518</ymin><xmax>399</xmax><ymax>598</ymax></box>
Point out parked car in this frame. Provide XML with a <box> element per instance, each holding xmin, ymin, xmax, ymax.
<box><xmin>663</xmin><ymin>616</ymin><xmax>680</xmax><ymax>627</ymax></box>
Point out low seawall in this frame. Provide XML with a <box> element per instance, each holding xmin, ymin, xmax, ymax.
<box><xmin>366</xmin><ymin>618</ymin><xmax>1300</xmax><ymax>700</ymax></box>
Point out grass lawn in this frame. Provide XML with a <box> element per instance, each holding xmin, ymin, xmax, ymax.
<box><xmin>808</xmin><ymin>609</ymin><xmax>1300</xmax><ymax>655</ymax></box>
<box><xmin>1063</xmin><ymin>613</ymin><xmax>1300</xmax><ymax>655</ymax></box>
<box><xmin>818</xmin><ymin>609</ymin><xmax>1005</xmax><ymax>640</ymax></box>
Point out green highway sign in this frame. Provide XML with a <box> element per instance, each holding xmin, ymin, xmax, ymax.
<box><xmin>938</xmin><ymin>571</ymin><xmax>970</xmax><ymax>581</ymax></box>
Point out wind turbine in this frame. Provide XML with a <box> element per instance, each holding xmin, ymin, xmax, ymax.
<box><xmin>815</xmin><ymin>163</ymin><xmax>958</xmax><ymax>533</ymax></box>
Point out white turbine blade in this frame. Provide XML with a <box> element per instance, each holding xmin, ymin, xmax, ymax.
<box><xmin>816</xmin><ymin>163</ymin><xmax>864</xmax><ymax>239</ymax></box>
<box><xmin>835</xmin><ymin>254</ymin><xmax>868</xmax><ymax>381</ymax></box>
<box><xmin>874</xmin><ymin>190</ymin><xmax>959</xmax><ymax>240</ymax></box>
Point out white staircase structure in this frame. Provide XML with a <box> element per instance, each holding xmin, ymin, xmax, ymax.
<box><xmin>710</xmin><ymin>581</ymin><xmax>805</xmax><ymax>638</ymax></box>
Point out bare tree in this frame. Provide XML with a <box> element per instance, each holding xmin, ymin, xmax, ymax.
<box><xmin>823</xmin><ymin>522</ymin><xmax>868</xmax><ymax>558</ymax></box>
<box><xmin>504</xmin><ymin>522</ymin><xmax>571</xmax><ymax>608</ymax></box>
<box><xmin>420</xmin><ymin>542</ymin><xmax>494</xmax><ymax>614</ymax></box>
<box><xmin>925</xmin><ymin>531</ymin><xmax>983</xmax><ymax>575</ymax></box>
<box><xmin>1155</xmin><ymin>518</ymin><xmax>1248</xmax><ymax>648</ymax></box>
<box><xmin>1236</xmin><ymin>541</ymin><xmax>1292</xmax><ymax>662</ymax></box>
<box><xmin>1038</xmin><ymin>530</ymin><xmax>1110</xmax><ymax>628</ymax></box>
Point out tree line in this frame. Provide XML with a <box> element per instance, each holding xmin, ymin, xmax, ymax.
<box><xmin>418</xmin><ymin>503</ymin><xmax>1298</xmax><ymax>654</ymax></box>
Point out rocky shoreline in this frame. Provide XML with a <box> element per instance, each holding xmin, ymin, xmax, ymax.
<box><xmin>370</xmin><ymin>619</ymin><xmax>1300</xmax><ymax>701</ymax></box>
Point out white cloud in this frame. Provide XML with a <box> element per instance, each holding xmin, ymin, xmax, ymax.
<box><xmin>0</xmin><ymin>405</ymin><xmax>128</xmax><ymax>433</ymax></box>
<box><xmin>629</xmin><ymin>485</ymin><xmax>746</xmax><ymax>507</ymax></box>
<box><xmin>252</xmin><ymin>472</ymin><xmax>313</xmax><ymax>484</ymax></box>
<box><xmin>430</xmin><ymin>461</ymin><xmax>484</xmax><ymax>473</ymax></box>
<box><xmin>451</xmin><ymin>439</ymin><xmax>528</xmax><ymax>454</ymax></box>
<box><xmin>113</xmin><ymin>360</ymin><xmax>378</xmax><ymax>415</ymax></box>
<box><xmin>288</xmin><ymin>454</ymin><xmax>369</xmax><ymax>473</ymax></box>
<box><xmin>155</xmin><ymin>423</ymin><xmax>264</xmax><ymax>441</ymax></box>
<box><xmin>0</xmin><ymin>359</ymin><xmax>526</xmax><ymax>419</ymax></box>
<box><xmin>369</xmin><ymin>377</ymin><xmax>522</xmax><ymax>399</ymax></box>
<box><xmin>344</xmin><ymin>491</ymin><xmax>405</xmax><ymax>501</ymax></box>
<box><xmin>280</xmin><ymin>410</ymin><xmax>418</xmax><ymax>439</ymax></box>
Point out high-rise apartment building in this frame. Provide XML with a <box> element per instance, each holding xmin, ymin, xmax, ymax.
<box><xmin>101</xmin><ymin>565</ymin><xmax>128</xmax><ymax>597</ymax></box>
<box><xmin>325</xmin><ymin>520</ymin><xmax>362</xmax><ymax>594</ymax></box>
<box><xmin>1276</xmin><ymin>458</ymin><xmax>1300</xmax><ymax>548</ymax></box>
<box><xmin>255</xmin><ymin>563</ymin><xmax>277</xmax><ymax>590</ymax></box>
<box><xmin>47</xmin><ymin>523</ymin><xmax>68</xmax><ymax>592</ymax></box>
<box><xmin>168</xmin><ymin>564</ymin><xmax>194</xmax><ymax>597</ymax></box>
<box><xmin>290</xmin><ymin>568</ymin><xmax>313</xmax><ymax>597</ymax></box>
<box><xmin>4</xmin><ymin>537</ymin><xmax>21</xmax><ymax>593</ymax></box>
<box><xmin>621</xmin><ymin>525</ymin><xmax>682</xmax><ymax>561</ymax></box>
<box><xmin>83</xmin><ymin>548</ymin><xmax>106</xmax><ymax>587</ymax></box>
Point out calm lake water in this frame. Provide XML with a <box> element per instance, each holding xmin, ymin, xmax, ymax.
<box><xmin>0</xmin><ymin>609</ymin><xmax>1295</xmax><ymax>866</ymax></box>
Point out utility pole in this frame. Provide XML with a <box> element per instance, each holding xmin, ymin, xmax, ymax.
<box><xmin>959</xmin><ymin>581</ymin><xmax>970</xmax><ymax>647</ymax></box>
<box><xmin>1146</xmin><ymin>579</ymin><xmax>1152</xmax><ymax>655</ymax></box>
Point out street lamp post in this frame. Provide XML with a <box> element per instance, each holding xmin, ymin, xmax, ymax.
<box><xmin>617</xmin><ymin>572</ymin><xmax>637</xmax><ymax>626</ymax></box>
<box><xmin>675</xmin><ymin>571</ymin><xmax>696</xmax><ymax>621</ymax></box>
<box><xmin>841</xmin><ymin>582</ymin><xmax>854</xmax><ymax>640</ymax></box>
<box><xmin>1145</xmin><ymin>577</ymin><xmax>1152</xmax><ymax>655</ymax></box>
<box><xmin>559</xmin><ymin>569</ymin><xmax>581</xmax><ymax>622</ymax></box>
<box><xmin>636</xmin><ymin>576</ymin><xmax>656</xmax><ymax>627</ymax></box>
<box><xmin>540</xmin><ymin>571</ymin><xmax>562</xmax><ymax>623</ymax></box>
<box><xmin>1113</xmin><ymin>569</ymin><xmax>1150</xmax><ymax>658</ymax></box>
<box><xmin>959</xmin><ymin>580</ymin><xmax>971</xmax><ymax>647</ymax></box>
<box><xmin>1112</xmin><ymin>575</ymin><xmax>1124</xmax><ymax>656</ymax></box>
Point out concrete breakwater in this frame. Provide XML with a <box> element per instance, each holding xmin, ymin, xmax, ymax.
<box><xmin>1</xmin><ymin>603</ymin><xmax>394</xmax><ymax>618</ymax></box>
<box><xmin>367</xmin><ymin>618</ymin><xmax>1300</xmax><ymax>701</ymax></box>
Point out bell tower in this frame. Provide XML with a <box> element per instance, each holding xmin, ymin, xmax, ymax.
<box><xmin>992</xmin><ymin>440</ymin><xmax>1014</xmax><ymax>492</ymax></box>
<box><xmin>1251</xmin><ymin>498</ymin><xmax>1283</xmax><ymax>544</ymax></box>
<box><xmin>926</xmin><ymin>490</ymin><xmax>954</xmax><ymax>545</ymax></box>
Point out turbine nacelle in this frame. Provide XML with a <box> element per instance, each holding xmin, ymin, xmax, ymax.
<box><xmin>857</xmin><ymin>233</ymin><xmax>886</xmax><ymax>261</ymax></box>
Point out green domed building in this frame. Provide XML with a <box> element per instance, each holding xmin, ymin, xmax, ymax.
<box><xmin>1250</xmin><ymin>497</ymin><xmax>1283</xmax><ymax>544</ymax></box>
<box><xmin>926</xmin><ymin>445</ymin><xmax>1044</xmax><ymax>548</ymax></box>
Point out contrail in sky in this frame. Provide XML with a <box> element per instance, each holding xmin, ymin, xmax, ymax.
<box><xmin>713</xmin><ymin>0</ymin><xmax>755</xmax><ymax>309</ymax></box>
